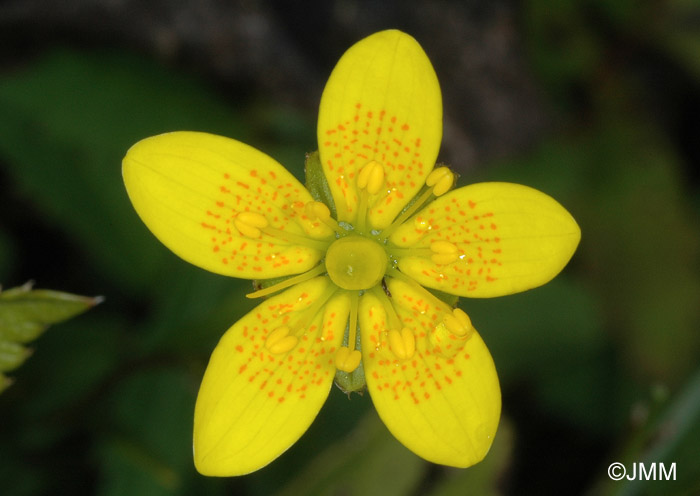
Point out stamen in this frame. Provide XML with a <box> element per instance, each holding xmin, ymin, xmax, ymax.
<box><xmin>233</xmin><ymin>209</ymin><xmax>332</xmax><ymax>250</ymax></box>
<box><xmin>234</xmin><ymin>211</ymin><xmax>268</xmax><ymax>238</ymax></box>
<box><xmin>380</xmin><ymin>187</ymin><xmax>433</xmax><ymax>240</ymax></box>
<box><xmin>356</xmin><ymin>161</ymin><xmax>385</xmax><ymax>232</ymax></box>
<box><xmin>443</xmin><ymin>308</ymin><xmax>474</xmax><ymax>337</ymax></box>
<box><xmin>380</xmin><ymin>167</ymin><xmax>455</xmax><ymax>240</ymax></box>
<box><xmin>385</xmin><ymin>266</ymin><xmax>453</xmax><ymax>313</ymax></box>
<box><xmin>370</xmin><ymin>285</ymin><xmax>402</xmax><ymax>330</ymax></box>
<box><xmin>391</xmin><ymin>240</ymin><xmax>461</xmax><ymax>265</ymax></box>
<box><xmin>265</xmin><ymin>326</ymin><xmax>299</xmax><ymax>354</ymax></box>
<box><xmin>332</xmin><ymin>290</ymin><xmax>364</xmax><ymax>373</ymax></box>
<box><xmin>347</xmin><ymin>290</ymin><xmax>359</xmax><ymax>352</ymax></box>
<box><xmin>288</xmin><ymin>285</ymin><xmax>338</xmax><ymax>333</ymax></box>
<box><xmin>335</xmin><ymin>346</ymin><xmax>362</xmax><ymax>372</ymax></box>
<box><xmin>246</xmin><ymin>264</ymin><xmax>327</xmax><ymax>298</ymax></box>
<box><xmin>357</xmin><ymin>160</ymin><xmax>385</xmax><ymax>195</ymax></box>
<box><xmin>304</xmin><ymin>201</ymin><xmax>343</xmax><ymax>234</ymax></box>
<box><xmin>260</xmin><ymin>225</ymin><xmax>331</xmax><ymax>251</ymax></box>
<box><xmin>428</xmin><ymin>308</ymin><xmax>474</xmax><ymax>357</ymax></box>
<box><xmin>430</xmin><ymin>240</ymin><xmax>459</xmax><ymax>265</ymax></box>
<box><xmin>425</xmin><ymin>167</ymin><xmax>454</xmax><ymax>196</ymax></box>
<box><xmin>388</xmin><ymin>327</ymin><xmax>416</xmax><ymax>360</ymax></box>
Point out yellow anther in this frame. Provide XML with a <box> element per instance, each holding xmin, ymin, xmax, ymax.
<box><xmin>388</xmin><ymin>328</ymin><xmax>416</xmax><ymax>360</ymax></box>
<box><xmin>425</xmin><ymin>167</ymin><xmax>454</xmax><ymax>196</ymax></box>
<box><xmin>430</xmin><ymin>240</ymin><xmax>459</xmax><ymax>265</ymax></box>
<box><xmin>234</xmin><ymin>211</ymin><xmax>269</xmax><ymax>238</ymax></box>
<box><xmin>304</xmin><ymin>201</ymin><xmax>331</xmax><ymax>221</ymax></box>
<box><xmin>357</xmin><ymin>160</ymin><xmax>385</xmax><ymax>195</ymax></box>
<box><xmin>428</xmin><ymin>309</ymin><xmax>473</xmax><ymax>357</ymax></box>
<box><xmin>443</xmin><ymin>308</ymin><xmax>474</xmax><ymax>337</ymax></box>
<box><xmin>265</xmin><ymin>326</ymin><xmax>299</xmax><ymax>354</ymax></box>
<box><xmin>335</xmin><ymin>346</ymin><xmax>362</xmax><ymax>373</ymax></box>
<box><xmin>431</xmin><ymin>253</ymin><xmax>458</xmax><ymax>265</ymax></box>
<box><xmin>431</xmin><ymin>240</ymin><xmax>458</xmax><ymax>254</ymax></box>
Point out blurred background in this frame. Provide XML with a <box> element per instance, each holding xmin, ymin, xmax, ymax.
<box><xmin>1</xmin><ymin>1</ymin><xmax>699</xmax><ymax>495</ymax></box>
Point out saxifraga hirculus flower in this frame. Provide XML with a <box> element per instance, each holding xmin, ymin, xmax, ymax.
<box><xmin>122</xmin><ymin>30</ymin><xmax>580</xmax><ymax>476</ymax></box>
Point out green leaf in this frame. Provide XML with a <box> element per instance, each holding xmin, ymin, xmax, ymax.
<box><xmin>0</xmin><ymin>282</ymin><xmax>101</xmax><ymax>391</ymax></box>
<box><xmin>0</xmin><ymin>340</ymin><xmax>32</xmax><ymax>372</ymax></box>
<box><xmin>0</xmin><ymin>283</ymin><xmax>101</xmax><ymax>343</ymax></box>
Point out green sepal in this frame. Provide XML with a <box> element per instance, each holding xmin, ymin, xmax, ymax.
<box><xmin>427</xmin><ymin>287</ymin><xmax>460</xmax><ymax>308</ymax></box>
<box><xmin>304</xmin><ymin>151</ymin><xmax>337</xmax><ymax>219</ymax></box>
<box><xmin>250</xmin><ymin>276</ymin><xmax>293</xmax><ymax>297</ymax></box>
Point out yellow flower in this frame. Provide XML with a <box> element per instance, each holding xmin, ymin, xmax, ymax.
<box><xmin>122</xmin><ymin>30</ymin><xmax>580</xmax><ymax>476</ymax></box>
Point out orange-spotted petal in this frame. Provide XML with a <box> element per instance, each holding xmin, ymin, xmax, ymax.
<box><xmin>194</xmin><ymin>276</ymin><xmax>348</xmax><ymax>476</ymax></box>
<box><xmin>360</xmin><ymin>279</ymin><xmax>501</xmax><ymax>466</ymax></box>
<box><xmin>390</xmin><ymin>182</ymin><xmax>581</xmax><ymax>297</ymax></box>
<box><xmin>318</xmin><ymin>30</ymin><xmax>442</xmax><ymax>229</ymax></box>
<box><xmin>123</xmin><ymin>131</ymin><xmax>331</xmax><ymax>280</ymax></box>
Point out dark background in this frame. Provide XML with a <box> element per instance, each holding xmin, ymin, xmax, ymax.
<box><xmin>1</xmin><ymin>1</ymin><xmax>699</xmax><ymax>495</ymax></box>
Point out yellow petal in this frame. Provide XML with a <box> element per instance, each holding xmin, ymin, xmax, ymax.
<box><xmin>318</xmin><ymin>30</ymin><xmax>442</xmax><ymax>229</ymax></box>
<box><xmin>194</xmin><ymin>276</ymin><xmax>348</xmax><ymax>475</ymax></box>
<box><xmin>360</xmin><ymin>279</ymin><xmax>501</xmax><ymax>466</ymax></box>
<box><xmin>391</xmin><ymin>182</ymin><xmax>581</xmax><ymax>297</ymax></box>
<box><xmin>123</xmin><ymin>131</ymin><xmax>328</xmax><ymax>279</ymax></box>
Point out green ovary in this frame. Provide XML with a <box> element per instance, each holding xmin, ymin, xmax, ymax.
<box><xmin>325</xmin><ymin>236</ymin><xmax>387</xmax><ymax>290</ymax></box>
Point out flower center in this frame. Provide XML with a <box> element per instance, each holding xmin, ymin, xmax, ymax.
<box><xmin>325</xmin><ymin>235</ymin><xmax>387</xmax><ymax>290</ymax></box>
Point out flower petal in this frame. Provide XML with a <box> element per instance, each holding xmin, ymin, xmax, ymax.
<box><xmin>360</xmin><ymin>279</ymin><xmax>501</xmax><ymax>466</ymax></box>
<box><xmin>194</xmin><ymin>276</ymin><xmax>348</xmax><ymax>476</ymax></box>
<box><xmin>318</xmin><ymin>30</ymin><xmax>442</xmax><ymax>229</ymax></box>
<box><xmin>123</xmin><ymin>131</ymin><xmax>328</xmax><ymax>279</ymax></box>
<box><xmin>391</xmin><ymin>182</ymin><xmax>581</xmax><ymax>297</ymax></box>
